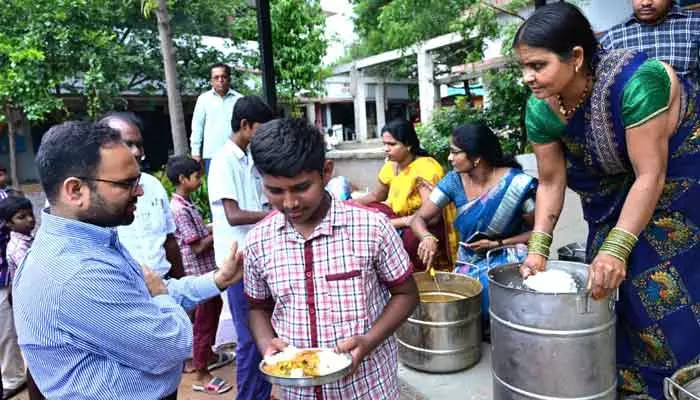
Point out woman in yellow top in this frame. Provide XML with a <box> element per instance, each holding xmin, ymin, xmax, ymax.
<box><xmin>355</xmin><ymin>119</ymin><xmax>456</xmax><ymax>271</ymax></box>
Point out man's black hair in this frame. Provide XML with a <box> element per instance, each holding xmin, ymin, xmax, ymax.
<box><xmin>99</xmin><ymin>111</ymin><xmax>145</xmax><ymax>134</ymax></box>
<box><xmin>0</xmin><ymin>195</ymin><xmax>32</xmax><ymax>223</ymax></box>
<box><xmin>231</xmin><ymin>95</ymin><xmax>275</xmax><ymax>132</ymax></box>
<box><xmin>210</xmin><ymin>63</ymin><xmax>231</xmax><ymax>78</ymax></box>
<box><xmin>166</xmin><ymin>155</ymin><xmax>201</xmax><ymax>185</ymax></box>
<box><xmin>250</xmin><ymin>118</ymin><xmax>325</xmax><ymax>177</ymax></box>
<box><xmin>36</xmin><ymin>121</ymin><xmax>123</xmax><ymax>202</ymax></box>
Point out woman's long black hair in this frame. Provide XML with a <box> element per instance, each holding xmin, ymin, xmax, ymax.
<box><xmin>452</xmin><ymin>123</ymin><xmax>521</xmax><ymax>169</ymax></box>
<box><xmin>381</xmin><ymin>119</ymin><xmax>431</xmax><ymax>157</ymax></box>
<box><xmin>512</xmin><ymin>2</ymin><xmax>599</xmax><ymax>73</ymax></box>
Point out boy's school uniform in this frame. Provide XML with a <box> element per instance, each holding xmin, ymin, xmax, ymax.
<box><xmin>244</xmin><ymin>197</ymin><xmax>413</xmax><ymax>400</ymax></box>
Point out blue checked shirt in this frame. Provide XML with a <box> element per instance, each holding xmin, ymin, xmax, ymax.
<box><xmin>600</xmin><ymin>5</ymin><xmax>700</xmax><ymax>83</ymax></box>
<box><xmin>12</xmin><ymin>209</ymin><xmax>222</xmax><ymax>400</ymax></box>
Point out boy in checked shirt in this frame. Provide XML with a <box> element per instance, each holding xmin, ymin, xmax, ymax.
<box><xmin>244</xmin><ymin>118</ymin><xmax>419</xmax><ymax>400</ymax></box>
<box><xmin>167</xmin><ymin>156</ymin><xmax>233</xmax><ymax>394</ymax></box>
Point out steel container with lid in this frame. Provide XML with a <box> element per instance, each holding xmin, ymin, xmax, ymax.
<box><xmin>488</xmin><ymin>261</ymin><xmax>617</xmax><ymax>400</ymax></box>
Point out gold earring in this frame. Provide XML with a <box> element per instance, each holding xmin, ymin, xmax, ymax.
<box><xmin>575</xmin><ymin>65</ymin><xmax>580</xmax><ymax>73</ymax></box>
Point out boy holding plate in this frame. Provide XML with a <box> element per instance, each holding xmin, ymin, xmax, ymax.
<box><xmin>244</xmin><ymin>118</ymin><xmax>419</xmax><ymax>399</ymax></box>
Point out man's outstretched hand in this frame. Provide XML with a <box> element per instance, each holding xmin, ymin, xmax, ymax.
<box><xmin>214</xmin><ymin>241</ymin><xmax>244</xmax><ymax>290</ymax></box>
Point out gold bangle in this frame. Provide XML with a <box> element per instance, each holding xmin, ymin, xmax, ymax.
<box><xmin>528</xmin><ymin>250</ymin><xmax>550</xmax><ymax>259</ymax></box>
<box><xmin>528</xmin><ymin>231</ymin><xmax>553</xmax><ymax>257</ymax></box>
<box><xmin>610</xmin><ymin>227</ymin><xmax>638</xmax><ymax>241</ymax></box>
<box><xmin>598</xmin><ymin>249</ymin><xmax>627</xmax><ymax>263</ymax></box>
<box><xmin>421</xmin><ymin>233</ymin><xmax>439</xmax><ymax>243</ymax></box>
<box><xmin>531</xmin><ymin>230</ymin><xmax>553</xmax><ymax>240</ymax></box>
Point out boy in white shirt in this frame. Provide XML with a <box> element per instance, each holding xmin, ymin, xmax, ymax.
<box><xmin>207</xmin><ymin>96</ymin><xmax>274</xmax><ymax>399</ymax></box>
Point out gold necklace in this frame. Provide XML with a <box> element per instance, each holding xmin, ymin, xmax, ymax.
<box><xmin>557</xmin><ymin>78</ymin><xmax>592</xmax><ymax>119</ymax></box>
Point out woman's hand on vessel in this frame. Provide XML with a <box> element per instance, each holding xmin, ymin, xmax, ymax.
<box><xmin>519</xmin><ymin>253</ymin><xmax>547</xmax><ymax>278</ymax></box>
<box><xmin>588</xmin><ymin>253</ymin><xmax>626</xmax><ymax>301</ymax></box>
<box><xmin>417</xmin><ymin>236</ymin><xmax>439</xmax><ymax>268</ymax></box>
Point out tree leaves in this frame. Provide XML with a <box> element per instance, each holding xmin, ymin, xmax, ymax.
<box><xmin>228</xmin><ymin>0</ymin><xmax>328</xmax><ymax>102</ymax></box>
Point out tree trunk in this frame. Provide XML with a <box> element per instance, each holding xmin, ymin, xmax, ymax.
<box><xmin>7</xmin><ymin>109</ymin><xmax>19</xmax><ymax>189</ymax></box>
<box><xmin>4</xmin><ymin>106</ymin><xmax>20</xmax><ymax>188</ymax></box>
<box><xmin>154</xmin><ymin>0</ymin><xmax>188</xmax><ymax>156</ymax></box>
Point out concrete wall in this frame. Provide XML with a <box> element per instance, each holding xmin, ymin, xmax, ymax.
<box><xmin>517</xmin><ymin>153</ymin><xmax>589</xmax><ymax>254</ymax></box>
<box><xmin>328</xmin><ymin>149</ymin><xmax>384</xmax><ymax>191</ymax></box>
<box><xmin>0</xmin><ymin>149</ymin><xmax>39</xmax><ymax>184</ymax></box>
<box><xmin>0</xmin><ymin>121</ymin><xmax>39</xmax><ymax>183</ymax></box>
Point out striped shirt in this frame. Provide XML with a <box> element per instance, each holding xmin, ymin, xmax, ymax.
<box><xmin>12</xmin><ymin>209</ymin><xmax>222</xmax><ymax>400</ymax></box>
<box><xmin>600</xmin><ymin>5</ymin><xmax>700</xmax><ymax>83</ymax></box>
<box><xmin>244</xmin><ymin>197</ymin><xmax>413</xmax><ymax>400</ymax></box>
<box><xmin>6</xmin><ymin>231</ymin><xmax>32</xmax><ymax>283</ymax></box>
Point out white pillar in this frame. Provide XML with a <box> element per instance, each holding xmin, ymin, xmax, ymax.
<box><xmin>305</xmin><ymin>103</ymin><xmax>316</xmax><ymax>126</ymax></box>
<box><xmin>351</xmin><ymin>67</ymin><xmax>368</xmax><ymax>142</ymax></box>
<box><xmin>325</xmin><ymin>104</ymin><xmax>332</xmax><ymax>128</ymax></box>
<box><xmin>417</xmin><ymin>49</ymin><xmax>438</xmax><ymax>123</ymax></box>
<box><xmin>375</xmin><ymin>82</ymin><xmax>386</xmax><ymax>136</ymax></box>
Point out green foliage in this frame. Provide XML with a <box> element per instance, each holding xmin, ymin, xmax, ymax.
<box><xmin>229</xmin><ymin>0</ymin><xmax>329</xmax><ymax>103</ymax></box>
<box><xmin>0</xmin><ymin>0</ymin><xmax>258</xmax><ymax>124</ymax></box>
<box><xmin>417</xmin><ymin>66</ymin><xmax>529</xmax><ymax>168</ymax></box>
<box><xmin>416</xmin><ymin>97</ymin><xmax>483</xmax><ymax>167</ymax></box>
<box><xmin>153</xmin><ymin>169</ymin><xmax>212</xmax><ymax>223</ymax></box>
<box><xmin>348</xmin><ymin>0</ymin><xmax>529</xmax><ymax>76</ymax></box>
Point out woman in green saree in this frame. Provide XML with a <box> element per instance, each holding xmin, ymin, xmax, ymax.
<box><xmin>515</xmin><ymin>3</ymin><xmax>700</xmax><ymax>398</ymax></box>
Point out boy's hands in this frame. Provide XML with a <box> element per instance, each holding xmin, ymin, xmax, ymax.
<box><xmin>336</xmin><ymin>335</ymin><xmax>371</xmax><ymax>373</ymax></box>
<box><xmin>263</xmin><ymin>337</ymin><xmax>289</xmax><ymax>357</ymax></box>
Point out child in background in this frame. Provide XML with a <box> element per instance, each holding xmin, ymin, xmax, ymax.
<box><xmin>245</xmin><ymin>118</ymin><xmax>419</xmax><ymax>399</ymax></box>
<box><xmin>4</xmin><ymin>196</ymin><xmax>35</xmax><ymax>285</ymax></box>
<box><xmin>166</xmin><ymin>156</ymin><xmax>233</xmax><ymax>395</ymax></box>
<box><xmin>0</xmin><ymin>195</ymin><xmax>29</xmax><ymax>398</ymax></box>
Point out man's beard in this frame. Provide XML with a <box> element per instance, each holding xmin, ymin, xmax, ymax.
<box><xmin>81</xmin><ymin>190</ymin><xmax>135</xmax><ymax>227</ymax></box>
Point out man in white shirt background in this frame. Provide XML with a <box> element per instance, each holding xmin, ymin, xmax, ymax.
<box><xmin>102</xmin><ymin>113</ymin><xmax>185</xmax><ymax>279</ymax></box>
<box><xmin>191</xmin><ymin>63</ymin><xmax>242</xmax><ymax>173</ymax></box>
<box><xmin>208</xmin><ymin>96</ymin><xmax>274</xmax><ymax>399</ymax></box>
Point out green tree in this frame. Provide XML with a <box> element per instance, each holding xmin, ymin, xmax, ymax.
<box><xmin>230</xmin><ymin>0</ymin><xmax>329</xmax><ymax>103</ymax></box>
<box><xmin>348</xmin><ymin>0</ymin><xmax>527</xmax><ymax>78</ymax></box>
<box><xmin>0</xmin><ymin>0</ymin><xmax>117</xmax><ymax>185</ymax></box>
<box><xmin>142</xmin><ymin>0</ymin><xmax>189</xmax><ymax>155</ymax></box>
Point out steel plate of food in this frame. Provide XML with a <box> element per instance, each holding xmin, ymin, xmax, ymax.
<box><xmin>259</xmin><ymin>346</ymin><xmax>353</xmax><ymax>387</ymax></box>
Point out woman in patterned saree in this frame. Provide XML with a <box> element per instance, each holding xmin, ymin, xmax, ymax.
<box><xmin>354</xmin><ymin>119</ymin><xmax>457</xmax><ymax>271</ymax></box>
<box><xmin>515</xmin><ymin>3</ymin><xmax>700</xmax><ymax>398</ymax></box>
<box><xmin>411</xmin><ymin>123</ymin><xmax>537</xmax><ymax>330</ymax></box>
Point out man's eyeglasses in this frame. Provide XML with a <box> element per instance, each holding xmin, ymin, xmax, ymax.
<box><xmin>78</xmin><ymin>175</ymin><xmax>141</xmax><ymax>191</ymax></box>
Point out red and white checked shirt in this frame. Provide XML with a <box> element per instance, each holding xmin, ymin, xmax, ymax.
<box><xmin>170</xmin><ymin>193</ymin><xmax>216</xmax><ymax>276</ymax></box>
<box><xmin>244</xmin><ymin>198</ymin><xmax>413</xmax><ymax>400</ymax></box>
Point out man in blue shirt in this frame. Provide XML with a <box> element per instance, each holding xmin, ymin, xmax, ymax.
<box><xmin>12</xmin><ymin>121</ymin><xmax>243</xmax><ymax>400</ymax></box>
<box><xmin>601</xmin><ymin>0</ymin><xmax>700</xmax><ymax>83</ymax></box>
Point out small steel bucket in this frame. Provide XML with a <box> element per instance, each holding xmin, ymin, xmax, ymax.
<box><xmin>665</xmin><ymin>364</ymin><xmax>700</xmax><ymax>400</ymax></box>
